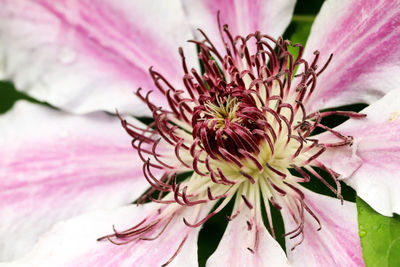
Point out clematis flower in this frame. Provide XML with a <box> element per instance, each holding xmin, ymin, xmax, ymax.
<box><xmin>0</xmin><ymin>0</ymin><xmax>400</xmax><ymax>266</ymax></box>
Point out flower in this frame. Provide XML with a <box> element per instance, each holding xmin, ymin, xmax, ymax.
<box><xmin>1</xmin><ymin>0</ymin><xmax>400</xmax><ymax>266</ymax></box>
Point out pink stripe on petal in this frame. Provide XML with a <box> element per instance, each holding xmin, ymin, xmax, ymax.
<box><xmin>283</xmin><ymin>189</ymin><xmax>364</xmax><ymax>267</ymax></box>
<box><xmin>182</xmin><ymin>0</ymin><xmax>296</xmax><ymax>52</ymax></box>
<box><xmin>317</xmin><ymin>89</ymin><xmax>400</xmax><ymax>216</ymax></box>
<box><xmin>207</xmin><ymin>204</ymin><xmax>289</xmax><ymax>267</ymax></box>
<box><xmin>304</xmin><ymin>0</ymin><xmax>400</xmax><ymax>112</ymax></box>
<box><xmin>0</xmin><ymin>0</ymin><xmax>196</xmax><ymax>114</ymax></box>
<box><xmin>5</xmin><ymin>203</ymin><xmax>211</xmax><ymax>267</ymax></box>
<box><xmin>0</xmin><ymin>101</ymin><xmax>149</xmax><ymax>261</ymax></box>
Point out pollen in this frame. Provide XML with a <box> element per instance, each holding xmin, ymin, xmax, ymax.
<box><xmin>201</xmin><ymin>96</ymin><xmax>242</xmax><ymax>129</ymax></box>
<box><xmin>389</xmin><ymin>110</ymin><xmax>400</xmax><ymax>122</ymax></box>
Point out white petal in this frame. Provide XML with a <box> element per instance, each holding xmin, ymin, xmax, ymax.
<box><xmin>0</xmin><ymin>0</ymin><xmax>196</xmax><ymax>114</ymax></box>
<box><xmin>182</xmin><ymin>0</ymin><xmax>296</xmax><ymax>51</ymax></box>
<box><xmin>207</xmin><ymin>205</ymin><xmax>289</xmax><ymax>267</ymax></box>
<box><xmin>0</xmin><ymin>101</ymin><xmax>149</xmax><ymax>261</ymax></box>
<box><xmin>3</xmin><ymin>203</ymin><xmax>211</xmax><ymax>267</ymax></box>
<box><xmin>283</xmin><ymin>188</ymin><xmax>364</xmax><ymax>267</ymax></box>
<box><xmin>317</xmin><ymin>89</ymin><xmax>400</xmax><ymax>216</ymax></box>
<box><xmin>316</xmin><ymin>146</ymin><xmax>363</xmax><ymax>180</ymax></box>
<box><xmin>303</xmin><ymin>0</ymin><xmax>400</xmax><ymax>112</ymax></box>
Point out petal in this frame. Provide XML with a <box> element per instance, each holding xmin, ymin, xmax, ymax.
<box><xmin>3</xmin><ymin>203</ymin><xmax>210</xmax><ymax>267</ymax></box>
<box><xmin>207</xmin><ymin>205</ymin><xmax>289</xmax><ymax>267</ymax></box>
<box><xmin>0</xmin><ymin>0</ymin><xmax>196</xmax><ymax>115</ymax></box>
<box><xmin>0</xmin><ymin>101</ymin><xmax>149</xmax><ymax>261</ymax></box>
<box><xmin>303</xmin><ymin>0</ymin><xmax>400</xmax><ymax>112</ymax></box>
<box><xmin>282</xmin><ymin>188</ymin><xmax>364</xmax><ymax>267</ymax></box>
<box><xmin>318</xmin><ymin>89</ymin><xmax>400</xmax><ymax>216</ymax></box>
<box><xmin>182</xmin><ymin>0</ymin><xmax>296</xmax><ymax>51</ymax></box>
<box><xmin>316</xmin><ymin>146</ymin><xmax>363</xmax><ymax>180</ymax></box>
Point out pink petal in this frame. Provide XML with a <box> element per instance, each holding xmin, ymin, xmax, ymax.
<box><xmin>316</xmin><ymin>146</ymin><xmax>363</xmax><ymax>180</ymax></box>
<box><xmin>0</xmin><ymin>101</ymin><xmax>149</xmax><ymax>261</ymax></box>
<box><xmin>282</xmin><ymin>188</ymin><xmax>364</xmax><ymax>267</ymax></box>
<box><xmin>182</xmin><ymin>0</ymin><xmax>296</xmax><ymax>51</ymax></box>
<box><xmin>303</xmin><ymin>0</ymin><xmax>400</xmax><ymax>112</ymax></box>
<box><xmin>317</xmin><ymin>89</ymin><xmax>400</xmax><ymax>216</ymax></box>
<box><xmin>5</xmin><ymin>203</ymin><xmax>210</xmax><ymax>267</ymax></box>
<box><xmin>0</xmin><ymin>0</ymin><xmax>196</xmax><ymax>114</ymax></box>
<box><xmin>207</xmin><ymin>206</ymin><xmax>289</xmax><ymax>267</ymax></box>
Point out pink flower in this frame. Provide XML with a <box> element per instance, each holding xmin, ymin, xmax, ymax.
<box><xmin>1</xmin><ymin>0</ymin><xmax>400</xmax><ymax>266</ymax></box>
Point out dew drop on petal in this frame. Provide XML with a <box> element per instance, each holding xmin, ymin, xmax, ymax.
<box><xmin>59</xmin><ymin>129</ymin><xmax>70</xmax><ymax>139</ymax></box>
<box><xmin>58</xmin><ymin>46</ymin><xmax>76</xmax><ymax>64</ymax></box>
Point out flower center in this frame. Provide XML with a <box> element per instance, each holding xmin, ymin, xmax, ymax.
<box><xmin>104</xmin><ymin>21</ymin><xmax>365</xmax><ymax>262</ymax></box>
<box><xmin>200</xmin><ymin>96</ymin><xmax>242</xmax><ymax>129</ymax></box>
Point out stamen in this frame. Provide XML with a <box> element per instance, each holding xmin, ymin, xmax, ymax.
<box><xmin>161</xmin><ymin>235</ymin><xmax>189</xmax><ymax>267</ymax></box>
<box><xmin>241</xmin><ymin>195</ymin><xmax>254</xmax><ymax>209</ymax></box>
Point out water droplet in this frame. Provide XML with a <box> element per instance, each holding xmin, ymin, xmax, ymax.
<box><xmin>372</xmin><ymin>224</ymin><xmax>381</xmax><ymax>230</ymax></box>
<box><xmin>358</xmin><ymin>230</ymin><xmax>367</xmax><ymax>237</ymax></box>
<box><xmin>358</xmin><ymin>224</ymin><xmax>367</xmax><ymax>238</ymax></box>
<box><xmin>59</xmin><ymin>46</ymin><xmax>76</xmax><ymax>64</ymax></box>
<box><xmin>59</xmin><ymin>130</ymin><xmax>70</xmax><ymax>139</ymax></box>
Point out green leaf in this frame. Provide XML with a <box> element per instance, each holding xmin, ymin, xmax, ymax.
<box><xmin>292</xmin><ymin>15</ymin><xmax>316</xmax><ymax>23</ymax></box>
<box><xmin>283</xmin><ymin>18</ymin><xmax>314</xmax><ymax>74</ymax></box>
<box><xmin>0</xmin><ymin>81</ymin><xmax>53</xmax><ymax>114</ymax></box>
<box><xmin>357</xmin><ymin>197</ymin><xmax>400</xmax><ymax>267</ymax></box>
<box><xmin>0</xmin><ymin>81</ymin><xmax>23</xmax><ymax>114</ymax></box>
<box><xmin>292</xmin><ymin>21</ymin><xmax>313</xmax><ymax>43</ymax></box>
